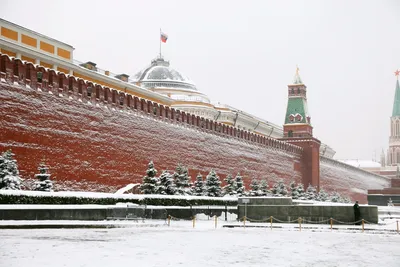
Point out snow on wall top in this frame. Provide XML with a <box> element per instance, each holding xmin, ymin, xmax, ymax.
<box><xmin>337</xmin><ymin>159</ymin><xmax>382</xmax><ymax>169</ymax></box>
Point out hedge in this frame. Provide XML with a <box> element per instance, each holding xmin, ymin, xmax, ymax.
<box><xmin>0</xmin><ymin>193</ymin><xmax>238</xmax><ymax>206</ymax></box>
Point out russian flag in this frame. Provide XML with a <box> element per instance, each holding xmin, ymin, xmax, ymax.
<box><xmin>161</xmin><ymin>32</ymin><xmax>168</xmax><ymax>43</ymax></box>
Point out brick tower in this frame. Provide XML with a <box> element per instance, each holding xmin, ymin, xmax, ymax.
<box><xmin>280</xmin><ymin>67</ymin><xmax>321</xmax><ymax>190</ymax></box>
<box><xmin>387</xmin><ymin>70</ymin><xmax>400</xmax><ymax>166</ymax></box>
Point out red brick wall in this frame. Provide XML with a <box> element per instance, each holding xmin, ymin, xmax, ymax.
<box><xmin>0</xmin><ymin>65</ymin><xmax>302</xmax><ymax>192</ymax></box>
<box><xmin>320</xmin><ymin>157</ymin><xmax>390</xmax><ymax>203</ymax></box>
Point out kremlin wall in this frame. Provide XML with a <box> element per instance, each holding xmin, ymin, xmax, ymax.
<box><xmin>0</xmin><ymin>19</ymin><xmax>392</xmax><ymax>203</ymax></box>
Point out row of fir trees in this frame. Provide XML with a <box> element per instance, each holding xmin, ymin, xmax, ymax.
<box><xmin>0</xmin><ymin>150</ymin><xmax>53</xmax><ymax>191</ymax></box>
<box><xmin>139</xmin><ymin>161</ymin><xmax>352</xmax><ymax>203</ymax></box>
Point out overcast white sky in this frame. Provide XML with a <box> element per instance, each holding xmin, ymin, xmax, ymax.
<box><xmin>2</xmin><ymin>0</ymin><xmax>400</xmax><ymax>161</ymax></box>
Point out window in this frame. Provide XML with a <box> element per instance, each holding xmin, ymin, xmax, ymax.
<box><xmin>288</xmin><ymin>130</ymin><xmax>293</xmax><ymax>137</ymax></box>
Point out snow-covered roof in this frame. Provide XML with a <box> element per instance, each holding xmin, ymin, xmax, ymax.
<box><xmin>337</xmin><ymin>159</ymin><xmax>381</xmax><ymax>169</ymax></box>
<box><xmin>133</xmin><ymin>57</ymin><xmax>197</xmax><ymax>90</ymax></box>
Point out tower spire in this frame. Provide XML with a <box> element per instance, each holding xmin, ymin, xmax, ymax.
<box><xmin>293</xmin><ymin>65</ymin><xmax>303</xmax><ymax>84</ymax></box>
<box><xmin>392</xmin><ymin>70</ymin><xmax>400</xmax><ymax>117</ymax></box>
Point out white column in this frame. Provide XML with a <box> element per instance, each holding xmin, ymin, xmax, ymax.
<box><xmin>16</xmin><ymin>53</ymin><xmax>21</xmax><ymax>59</ymax></box>
<box><xmin>53</xmin><ymin>64</ymin><xmax>58</xmax><ymax>71</ymax></box>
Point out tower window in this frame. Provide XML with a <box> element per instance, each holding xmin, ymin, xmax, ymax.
<box><xmin>288</xmin><ymin>130</ymin><xmax>293</xmax><ymax>137</ymax></box>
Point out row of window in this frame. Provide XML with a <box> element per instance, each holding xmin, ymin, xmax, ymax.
<box><xmin>142</xmin><ymin>82</ymin><xmax>197</xmax><ymax>90</ymax></box>
<box><xmin>170</xmin><ymin>94</ymin><xmax>210</xmax><ymax>103</ymax></box>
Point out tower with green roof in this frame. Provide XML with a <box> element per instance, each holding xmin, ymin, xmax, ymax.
<box><xmin>280</xmin><ymin>67</ymin><xmax>321</xmax><ymax>191</ymax></box>
<box><xmin>283</xmin><ymin>66</ymin><xmax>313</xmax><ymax>138</ymax></box>
<box><xmin>387</xmin><ymin>71</ymin><xmax>400</xmax><ymax>166</ymax></box>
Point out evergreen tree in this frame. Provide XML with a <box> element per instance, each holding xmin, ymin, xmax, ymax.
<box><xmin>222</xmin><ymin>174</ymin><xmax>236</xmax><ymax>196</ymax></box>
<box><xmin>316</xmin><ymin>188</ymin><xmax>329</xmax><ymax>202</ymax></box>
<box><xmin>205</xmin><ymin>169</ymin><xmax>222</xmax><ymax>197</ymax></box>
<box><xmin>0</xmin><ymin>150</ymin><xmax>23</xmax><ymax>190</ymax></box>
<box><xmin>192</xmin><ymin>173</ymin><xmax>205</xmax><ymax>196</ymax></box>
<box><xmin>329</xmin><ymin>191</ymin><xmax>343</xmax><ymax>203</ymax></box>
<box><xmin>305</xmin><ymin>184</ymin><xmax>317</xmax><ymax>200</ymax></box>
<box><xmin>272</xmin><ymin>179</ymin><xmax>288</xmax><ymax>196</ymax></box>
<box><xmin>235</xmin><ymin>172</ymin><xmax>245</xmax><ymax>196</ymax></box>
<box><xmin>157</xmin><ymin>170</ymin><xmax>176</xmax><ymax>195</ymax></box>
<box><xmin>249</xmin><ymin>178</ymin><xmax>260</xmax><ymax>196</ymax></box>
<box><xmin>139</xmin><ymin>161</ymin><xmax>158</xmax><ymax>194</ymax></box>
<box><xmin>289</xmin><ymin>181</ymin><xmax>299</xmax><ymax>199</ymax></box>
<box><xmin>259</xmin><ymin>179</ymin><xmax>270</xmax><ymax>196</ymax></box>
<box><xmin>296</xmin><ymin>183</ymin><xmax>306</xmax><ymax>200</ymax></box>
<box><xmin>174</xmin><ymin>163</ymin><xmax>191</xmax><ymax>195</ymax></box>
<box><xmin>342</xmin><ymin>196</ymin><xmax>352</xmax><ymax>203</ymax></box>
<box><xmin>34</xmin><ymin>163</ymin><xmax>53</xmax><ymax>192</ymax></box>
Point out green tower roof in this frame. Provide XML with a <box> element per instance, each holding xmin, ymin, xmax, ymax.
<box><xmin>284</xmin><ymin>97</ymin><xmax>310</xmax><ymax>124</ymax></box>
<box><xmin>392</xmin><ymin>79</ymin><xmax>400</xmax><ymax>117</ymax></box>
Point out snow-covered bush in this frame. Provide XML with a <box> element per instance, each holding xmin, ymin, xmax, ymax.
<box><xmin>157</xmin><ymin>170</ymin><xmax>176</xmax><ymax>195</ymax></box>
<box><xmin>235</xmin><ymin>172</ymin><xmax>245</xmax><ymax>196</ymax></box>
<box><xmin>329</xmin><ymin>191</ymin><xmax>343</xmax><ymax>203</ymax></box>
<box><xmin>316</xmin><ymin>188</ymin><xmax>329</xmax><ymax>202</ymax></box>
<box><xmin>174</xmin><ymin>163</ymin><xmax>191</xmax><ymax>195</ymax></box>
<box><xmin>139</xmin><ymin>161</ymin><xmax>159</xmax><ymax>194</ymax></box>
<box><xmin>192</xmin><ymin>173</ymin><xmax>205</xmax><ymax>196</ymax></box>
<box><xmin>205</xmin><ymin>169</ymin><xmax>222</xmax><ymax>197</ymax></box>
<box><xmin>34</xmin><ymin>163</ymin><xmax>53</xmax><ymax>192</ymax></box>
<box><xmin>222</xmin><ymin>174</ymin><xmax>236</xmax><ymax>196</ymax></box>
<box><xmin>296</xmin><ymin>183</ymin><xmax>306</xmax><ymax>200</ymax></box>
<box><xmin>289</xmin><ymin>181</ymin><xmax>298</xmax><ymax>199</ymax></box>
<box><xmin>271</xmin><ymin>179</ymin><xmax>288</xmax><ymax>196</ymax></box>
<box><xmin>249</xmin><ymin>179</ymin><xmax>261</xmax><ymax>196</ymax></box>
<box><xmin>305</xmin><ymin>184</ymin><xmax>317</xmax><ymax>200</ymax></box>
<box><xmin>0</xmin><ymin>150</ymin><xmax>23</xmax><ymax>190</ymax></box>
<box><xmin>259</xmin><ymin>179</ymin><xmax>270</xmax><ymax>196</ymax></box>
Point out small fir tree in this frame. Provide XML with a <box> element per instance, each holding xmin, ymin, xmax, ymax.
<box><xmin>34</xmin><ymin>163</ymin><xmax>53</xmax><ymax>192</ymax></box>
<box><xmin>329</xmin><ymin>191</ymin><xmax>343</xmax><ymax>203</ymax></box>
<box><xmin>205</xmin><ymin>169</ymin><xmax>222</xmax><ymax>197</ymax></box>
<box><xmin>174</xmin><ymin>163</ymin><xmax>191</xmax><ymax>195</ymax></box>
<box><xmin>305</xmin><ymin>184</ymin><xmax>317</xmax><ymax>200</ymax></box>
<box><xmin>289</xmin><ymin>181</ymin><xmax>299</xmax><ymax>199</ymax></box>
<box><xmin>192</xmin><ymin>173</ymin><xmax>205</xmax><ymax>196</ymax></box>
<box><xmin>223</xmin><ymin>174</ymin><xmax>236</xmax><ymax>196</ymax></box>
<box><xmin>0</xmin><ymin>150</ymin><xmax>23</xmax><ymax>190</ymax></box>
<box><xmin>342</xmin><ymin>196</ymin><xmax>352</xmax><ymax>203</ymax></box>
<box><xmin>296</xmin><ymin>183</ymin><xmax>306</xmax><ymax>200</ymax></box>
<box><xmin>157</xmin><ymin>170</ymin><xmax>176</xmax><ymax>195</ymax></box>
<box><xmin>139</xmin><ymin>161</ymin><xmax>158</xmax><ymax>194</ymax></box>
<box><xmin>316</xmin><ymin>188</ymin><xmax>329</xmax><ymax>202</ymax></box>
<box><xmin>272</xmin><ymin>179</ymin><xmax>288</xmax><ymax>196</ymax></box>
<box><xmin>249</xmin><ymin>178</ymin><xmax>260</xmax><ymax>196</ymax></box>
<box><xmin>235</xmin><ymin>172</ymin><xmax>245</xmax><ymax>196</ymax></box>
<box><xmin>259</xmin><ymin>179</ymin><xmax>270</xmax><ymax>196</ymax></box>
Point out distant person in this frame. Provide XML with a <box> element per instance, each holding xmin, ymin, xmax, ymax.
<box><xmin>353</xmin><ymin>201</ymin><xmax>361</xmax><ymax>225</ymax></box>
<box><xmin>388</xmin><ymin>198</ymin><xmax>394</xmax><ymax>207</ymax></box>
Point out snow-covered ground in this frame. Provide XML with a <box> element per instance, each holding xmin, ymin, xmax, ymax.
<box><xmin>0</xmin><ymin>219</ymin><xmax>399</xmax><ymax>267</ymax></box>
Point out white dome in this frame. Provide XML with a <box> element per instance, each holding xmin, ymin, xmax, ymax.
<box><xmin>133</xmin><ymin>57</ymin><xmax>197</xmax><ymax>91</ymax></box>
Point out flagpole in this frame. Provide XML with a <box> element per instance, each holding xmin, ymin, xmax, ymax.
<box><xmin>159</xmin><ymin>28</ymin><xmax>162</xmax><ymax>58</ymax></box>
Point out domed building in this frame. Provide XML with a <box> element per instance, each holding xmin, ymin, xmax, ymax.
<box><xmin>133</xmin><ymin>57</ymin><xmax>219</xmax><ymax>121</ymax></box>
